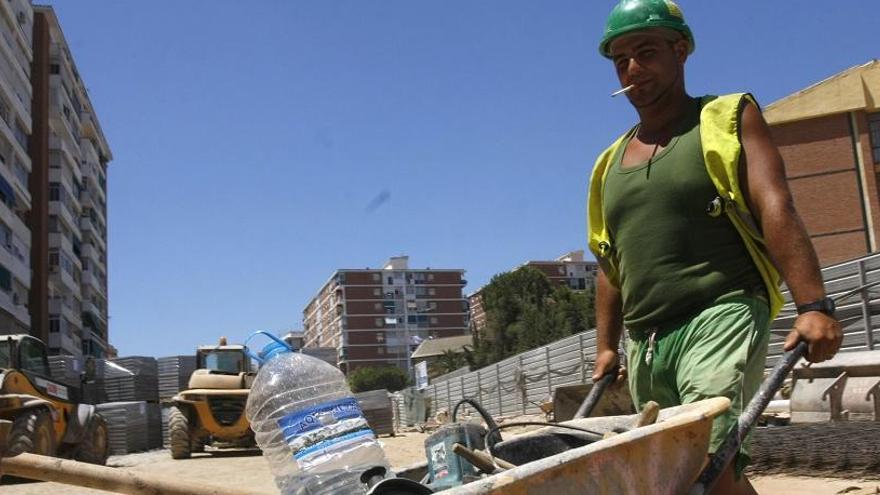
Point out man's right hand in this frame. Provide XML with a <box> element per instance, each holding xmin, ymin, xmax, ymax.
<box><xmin>592</xmin><ymin>348</ymin><xmax>627</xmax><ymax>383</ymax></box>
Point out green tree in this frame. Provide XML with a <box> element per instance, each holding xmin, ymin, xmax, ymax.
<box><xmin>470</xmin><ymin>266</ymin><xmax>596</xmax><ymax>368</ymax></box>
<box><xmin>429</xmin><ymin>350</ymin><xmax>468</xmax><ymax>377</ymax></box>
<box><xmin>347</xmin><ymin>366</ymin><xmax>410</xmax><ymax>393</ymax></box>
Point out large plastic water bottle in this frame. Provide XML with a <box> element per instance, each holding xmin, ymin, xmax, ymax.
<box><xmin>244</xmin><ymin>331</ymin><xmax>390</xmax><ymax>495</ymax></box>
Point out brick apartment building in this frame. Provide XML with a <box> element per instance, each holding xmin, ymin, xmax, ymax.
<box><xmin>468</xmin><ymin>250</ymin><xmax>598</xmax><ymax>340</ymax></box>
<box><xmin>303</xmin><ymin>256</ymin><xmax>469</xmax><ymax>374</ymax></box>
<box><xmin>764</xmin><ymin>60</ymin><xmax>880</xmax><ymax>266</ymax></box>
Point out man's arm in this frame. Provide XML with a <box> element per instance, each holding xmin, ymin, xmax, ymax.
<box><xmin>739</xmin><ymin>101</ymin><xmax>843</xmax><ymax>362</ymax></box>
<box><xmin>592</xmin><ymin>267</ymin><xmax>626</xmax><ymax>380</ymax></box>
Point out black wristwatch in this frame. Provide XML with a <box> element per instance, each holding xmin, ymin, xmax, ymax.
<box><xmin>796</xmin><ymin>297</ymin><xmax>835</xmax><ymax>316</ymax></box>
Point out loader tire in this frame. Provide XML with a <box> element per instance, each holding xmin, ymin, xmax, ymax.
<box><xmin>168</xmin><ymin>406</ymin><xmax>191</xmax><ymax>459</ymax></box>
<box><xmin>8</xmin><ymin>408</ymin><xmax>56</xmax><ymax>456</ymax></box>
<box><xmin>74</xmin><ymin>414</ymin><xmax>109</xmax><ymax>465</ymax></box>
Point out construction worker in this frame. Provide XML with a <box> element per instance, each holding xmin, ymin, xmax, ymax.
<box><xmin>587</xmin><ymin>1</ymin><xmax>843</xmax><ymax>493</ymax></box>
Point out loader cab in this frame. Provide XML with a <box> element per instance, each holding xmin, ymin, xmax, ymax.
<box><xmin>196</xmin><ymin>345</ymin><xmax>251</xmax><ymax>373</ymax></box>
<box><xmin>1</xmin><ymin>334</ymin><xmax>51</xmax><ymax>377</ymax></box>
<box><xmin>194</xmin><ymin>336</ymin><xmax>255</xmax><ymax>373</ymax></box>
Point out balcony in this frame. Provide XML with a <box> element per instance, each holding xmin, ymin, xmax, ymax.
<box><xmin>48</xmin><ymin>134</ymin><xmax>83</xmax><ymax>184</ymax></box>
<box><xmin>80</xmin><ymin>111</ymin><xmax>97</xmax><ymax>140</ymax></box>
<box><xmin>0</xmin><ymin>200</ymin><xmax>28</xmax><ymax>243</ymax></box>
<box><xmin>82</xmin><ymin>242</ymin><xmax>105</xmax><ymax>267</ymax></box>
<box><xmin>50</xmin><ymin>265</ymin><xmax>80</xmax><ymax>295</ymax></box>
<box><xmin>79</xmin><ymin>138</ymin><xmax>99</xmax><ymax>164</ymax></box>
<box><xmin>48</xmin><ymin>332</ymin><xmax>80</xmax><ymax>357</ymax></box>
<box><xmin>48</xmin><ymin>233</ymin><xmax>80</xmax><ymax>265</ymax></box>
<box><xmin>82</xmin><ymin>269</ymin><xmax>106</xmax><ymax>297</ymax></box>
<box><xmin>49</xmin><ymin>297</ymin><xmax>83</xmax><ymax>329</ymax></box>
<box><xmin>0</xmin><ymin>247</ymin><xmax>28</xmax><ymax>288</ymax></box>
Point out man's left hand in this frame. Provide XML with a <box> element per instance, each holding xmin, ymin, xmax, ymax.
<box><xmin>784</xmin><ymin>311</ymin><xmax>843</xmax><ymax>363</ymax></box>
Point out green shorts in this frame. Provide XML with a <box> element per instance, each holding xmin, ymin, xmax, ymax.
<box><xmin>626</xmin><ymin>295</ymin><xmax>770</xmax><ymax>477</ymax></box>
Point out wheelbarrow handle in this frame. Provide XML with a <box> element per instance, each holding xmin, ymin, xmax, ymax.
<box><xmin>691</xmin><ymin>340</ymin><xmax>808</xmax><ymax>494</ymax></box>
<box><xmin>574</xmin><ymin>368</ymin><xmax>618</xmax><ymax>419</ymax></box>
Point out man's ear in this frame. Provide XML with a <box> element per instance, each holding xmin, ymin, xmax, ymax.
<box><xmin>673</xmin><ymin>39</ymin><xmax>689</xmax><ymax>63</ymax></box>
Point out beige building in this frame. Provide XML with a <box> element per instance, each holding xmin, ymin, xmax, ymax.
<box><xmin>764</xmin><ymin>60</ymin><xmax>880</xmax><ymax>266</ymax></box>
<box><xmin>303</xmin><ymin>256</ymin><xmax>469</xmax><ymax>374</ymax></box>
<box><xmin>468</xmin><ymin>250</ymin><xmax>598</xmax><ymax>340</ymax></box>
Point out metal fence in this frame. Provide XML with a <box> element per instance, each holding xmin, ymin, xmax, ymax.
<box><xmin>415</xmin><ymin>253</ymin><xmax>880</xmax><ymax>420</ymax></box>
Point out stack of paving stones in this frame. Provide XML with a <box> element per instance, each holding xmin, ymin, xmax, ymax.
<box><xmin>146</xmin><ymin>402</ymin><xmax>163</xmax><ymax>449</ymax></box>
<box><xmin>104</xmin><ymin>357</ymin><xmax>159</xmax><ymax>403</ymax></box>
<box><xmin>96</xmin><ymin>402</ymin><xmax>150</xmax><ymax>454</ymax></box>
<box><xmin>48</xmin><ymin>355</ymin><xmax>83</xmax><ymax>388</ymax></box>
<box><xmin>157</xmin><ymin>355</ymin><xmax>197</xmax><ymax>399</ymax></box>
<box><xmin>157</xmin><ymin>355</ymin><xmax>196</xmax><ymax>449</ymax></box>
<box><xmin>355</xmin><ymin>390</ymin><xmax>395</xmax><ymax>436</ymax></box>
<box><xmin>161</xmin><ymin>405</ymin><xmax>171</xmax><ymax>448</ymax></box>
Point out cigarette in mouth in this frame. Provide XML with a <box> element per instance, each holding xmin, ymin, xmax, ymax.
<box><xmin>611</xmin><ymin>84</ymin><xmax>636</xmax><ymax>97</ymax></box>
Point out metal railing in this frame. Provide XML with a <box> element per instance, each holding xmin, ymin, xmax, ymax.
<box><xmin>415</xmin><ymin>252</ymin><xmax>880</xmax><ymax>419</ymax></box>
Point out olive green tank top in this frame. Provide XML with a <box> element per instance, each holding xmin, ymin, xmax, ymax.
<box><xmin>602</xmin><ymin>99</ymin><xmax>763</xmax><ymax>332</ymax></box>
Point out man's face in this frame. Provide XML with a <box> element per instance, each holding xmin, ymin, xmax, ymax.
<box><xmin>608</xmin><ymin>28</ymin><xmax>689</xmax><ymax>108</ymax></box>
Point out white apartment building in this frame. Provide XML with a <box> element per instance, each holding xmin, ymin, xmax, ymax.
<box><xmin>0</xmin><ymin>0</ymin><xmax>32</xmax><ymax>335</ymax></box>
<box><xmin>38</xmin><ymin>6</ymin><xmax>112</xmax><ymax>357</ymax></box>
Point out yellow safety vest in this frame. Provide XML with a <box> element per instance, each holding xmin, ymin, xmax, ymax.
<box><xmin>586</xmin><ymin>93</ymin><xmax>783</xmax><ymax>319</ymax></box>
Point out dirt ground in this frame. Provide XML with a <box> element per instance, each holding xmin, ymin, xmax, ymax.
<box><xmin>1</xmin><ymin>432</ymin><xmax>877</xmax><ymax>494</ymax></box>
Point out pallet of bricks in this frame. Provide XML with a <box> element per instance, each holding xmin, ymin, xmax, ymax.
<box><xmin>157</xmin><ymin>355</ymin><xmax>197</xmax><ymax>448</ymax></box>
<box><xmin>96</xmin><ymin>356</ymin><xmax>162</xmax><ymax>454</ymax></box>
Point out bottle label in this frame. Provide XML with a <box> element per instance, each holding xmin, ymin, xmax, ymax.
<box><xmin>277</xmin><ymin>397</ymin><xmax>376</xmax><ymax>467</ymax></box>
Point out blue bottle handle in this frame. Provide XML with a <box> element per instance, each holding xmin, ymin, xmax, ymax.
<box><xmin>244</xmin><ymin>330</ymin><xmax>293</xmax><ymax>365</ymax></box>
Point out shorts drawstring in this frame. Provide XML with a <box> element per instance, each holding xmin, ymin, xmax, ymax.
<box><xmin>646</xmin><ymin>329</ymin><xmax>657</xmax><ymax>366</ymax></box>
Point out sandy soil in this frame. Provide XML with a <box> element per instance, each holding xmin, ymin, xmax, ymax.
<box><xmin>1</xmin><ymin>433</ymin><xmax>877</xmax><ymax>494</ymax></box>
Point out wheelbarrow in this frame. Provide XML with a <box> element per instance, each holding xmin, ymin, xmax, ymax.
<box><xmin>0</xmin><ymin>419</ymin><xmax>266</xmax><ymax>495</ymax></box>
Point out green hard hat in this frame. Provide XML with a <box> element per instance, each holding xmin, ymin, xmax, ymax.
<box><xmin>599</xmin><ymin>0</ymin><xmax>695</xmax><ymax>58</ymax></box>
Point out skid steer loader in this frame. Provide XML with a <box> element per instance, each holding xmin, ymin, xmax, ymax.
<box><xmin>0</xmin><ymin>334</ymin><xmax>108</xmax><ymax>465</ymax></box>
<box><xmin>167</xmin><ymin>337</ymin><xmax>256</xmax><ymax>459</ymax></box>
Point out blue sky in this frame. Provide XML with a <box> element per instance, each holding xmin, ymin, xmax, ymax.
<box><xmin>42</xmin><ymin>1</ymin><xmax>878</xmax><ymax>357</ymax></box>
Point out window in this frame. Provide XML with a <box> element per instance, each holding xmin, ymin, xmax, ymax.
<box><xmin>49</xmin><ymin>317</ymin><xmax>60</xmax><ymax>333</ymax></box>
<box><xmin>387</xmin><ymin>276</ymin><xmax>393</xmax><ymax>285</ymax></box>
<box><xmin>372</xmin><ymin>273</ymin><xmax>380</xmax><ymax>282</ymax></box>
<box><xmin>12</xmin><ymin>160</ymin><xmax>27</xmax><ymax>187</ymax></box>
<box><xmin>18</xmin><ymin>338</ymin><xmax>49</xmax><ymax>377</ymax></box>
<box><xmin>49</xmin><ymin>64</ymin><xmax>59</xmax><ymax>74</ymax></box>
<box><xmin>375</xmin><ymin>332</ymin><xmax>384</xmax><ymax>343</ymax></box>
<box><xmin>374</xmin><ymin>302</ymin><xmax>382</xmax><ymax>311</ymax></box>
<box><xmin>376</xmin><ymin>347</ymin><xmax>384</xmax><ymax>355</ymax></box>
<box><xmin>428</xmin><ymin>288</ymin><xmax>436</xmax><ymax>296</ymax></box>
<box><xmin>430</xmin><ymin>317</ymin><xmax>438</xmax><ymax>325</ymax></box>
<box><xmin>13</xmin><ymin>122</ymin><xmax>26</xmax><ymax>150</ymax></box>
<box><xmin>429</xmin><ymin>301</ymin><xmax>437</xmax><ymax>310</ymax></box>
<box><xmin>375</xmin><ymin>318</ymin><xmax>383</xmax><ymax>328</ymax></box>
<box><xmin>557</xmin><ymin>266</ymin><xmax>565</xmax><ymax>275</ymax></box>
<box><xmin>0</xmin><ymin>223</ymin><xmax>10</xmax><ymax>249</ymax></box>
<box><xmin>200</xmin><ymin>350</ymin><xmax>245</xmax><ymax>373</ymax></box>
<box><xmin>49</xmin><ymin>182</ymin><xmax>60</xmax><ymax>201</ymax></box>
<box><xmin>427</xmin><ymin>273</ymin><xmax>434</xmax><ymax>281</ymax></box>
<box><xmin>870</xmin><ymin>112</ymin><xmax>880</xmax><ymax>164</ymax></box>
<box><xmin>0</xmin><ymin>264</ymin><xmax>10</xmax><ymax>292</ymax></box>
<box><xmin>372</xmin><ymin>288</ymin><xmax>381</xmax><ymax>296</ymax></box>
